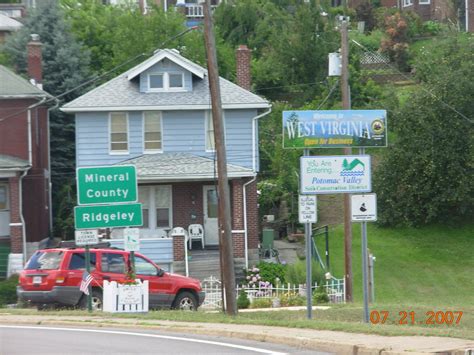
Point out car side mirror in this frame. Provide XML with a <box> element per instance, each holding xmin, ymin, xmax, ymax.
<box><xmin>157</xmin><ymin>268</ymin><xmax>165</xmax><ymax>277</ymax></box>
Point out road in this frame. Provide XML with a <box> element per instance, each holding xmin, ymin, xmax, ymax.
<box><xmin>0</xmin><ymin>325</ymin><xmax>332</xmax><ymax>354</ymax></box>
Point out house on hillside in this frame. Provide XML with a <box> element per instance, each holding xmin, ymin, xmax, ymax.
<box><xmin>61</xmin><ymin>45</ymin><xmax>271</xmax><ymax>278</ymax></box>
<box><xmin>0</xmin><ymin>35</ymin><xmax>53</xmax><ymax>278</ymax></box>
<box><xmin>0</xmin><ymin>13</ymin><xmax>22</xmax><ymax>43</ymax></box>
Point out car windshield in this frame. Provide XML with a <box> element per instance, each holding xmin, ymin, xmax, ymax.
<box><xmin>25</xmin><ymin>251</ymin><xmax>63</xmax><ymax>270</ymax></box>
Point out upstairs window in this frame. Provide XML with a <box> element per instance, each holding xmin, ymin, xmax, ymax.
<box><xmin>110</xmin><ymin>112</ymin><xmax>128</xmax><ymax>154</ymax></box>
<box><xmin>147</xmin><ymin>72</ymin><xmax>184</xmax><ymax>91</ymax></box>
<box><xmin>144</xmin><ymin>111</ymin><xmax>162</xmax><ymax>152</ymax></box>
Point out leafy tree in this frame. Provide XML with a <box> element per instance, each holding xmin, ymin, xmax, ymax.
<box><xmin>3</xmin><ymin>0</ymin><xmax>91</xmax><ymax>238</ymax></box>
<box><xmin>374</xmin><ymin>35</ymin><xmax>474</xmax><ymax>226</ymax></box>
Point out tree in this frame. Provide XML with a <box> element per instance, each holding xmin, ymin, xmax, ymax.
<box><xmin>373</xmin><ymin>35</ymin><xmax>474</xmax><ymax>226</ymax></box>
<box><xmin>3</xmin><ymin>0</ymin><xmax>91</xmax><ymax>238</ymax></box>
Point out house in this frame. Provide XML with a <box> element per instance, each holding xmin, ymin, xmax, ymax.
<box><xmin>0</xmin><ymin>35</ymin><xmax>53</xmax><ymax>278</ymax></box>
<box><xmin>61</xmin><ymin>45</ymin><xmax>271</xmax><ymax>278</ymax></box>
<box><xmin>0</xmin><ymin>13</ymin><xmax>22</xmax><ymax>43</ymax></box>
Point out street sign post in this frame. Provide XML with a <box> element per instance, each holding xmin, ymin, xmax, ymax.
<box><xmin>299</xmin><ymin>195</ymin><xmax>317</xmax><ymax>224</ymax></box>
<box><xmin>300</xmin><ymin>156</ymin><xmax>371</xmax><ymax>194</ymax></box>
<box><xmin>77</xmin><ymin>165</ymin><xmax>137</xmax><ymax>205</ymax></box>
<box><xmin>74</xmin><ymin>229</ymin><xmax>99</xmax><ymax>246</ymax></box>
<box><xmin>74</xmin><ymin>203</ymin><xmax>142</xmax><ymax>229</ymax></box>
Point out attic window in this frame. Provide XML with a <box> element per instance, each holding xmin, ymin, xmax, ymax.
<box><xmin>147</xmin><ymin>72</ymin><xmax>184</xmax><ymax>91</ymax></box>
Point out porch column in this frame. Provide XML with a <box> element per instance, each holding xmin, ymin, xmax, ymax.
<box><xmin>172</xmin><ymin>234</ymin><xmax>185</xmax><ymax>262</ymax></box>
<box><xmin>8</xmin><ymin>176</ymin><xmax>22</xmax><ymax>254</ymax></box>
<box><xmin>231</xmin><ymin>180</ymin><xmax>245</xmax><ymax>258</ymax></box>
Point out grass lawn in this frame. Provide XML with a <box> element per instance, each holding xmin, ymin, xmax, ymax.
<box><xmin>315</xmin><ymin>223</ymin><xmax>474</xmax><ymax>307</ymax></box>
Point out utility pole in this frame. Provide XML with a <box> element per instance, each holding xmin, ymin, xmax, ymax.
<box><xmin>201</xmin><ymin>0</ymin><xmax>237</xmax><ymax>316</ymax></box>
<box><xmin>340</xmin><ymin>17</ymin><xmax>353</xmax><ymax>303</ymax></box>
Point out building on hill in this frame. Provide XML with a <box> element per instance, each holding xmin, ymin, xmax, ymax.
<box><xmin>0</xmin><ymin>13</ymin><xmax>22</xmax><ymax>43</ymax></box>
<box><xmin>0</xmin><ymin>35</ymin><xmax>55</xmax><ymax>277</ymax></box>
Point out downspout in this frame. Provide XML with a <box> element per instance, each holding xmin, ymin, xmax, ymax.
<box><xmin>244</xmin><ymin>107</ymin><xmax>271</xmax><ymax>269</ymax></box>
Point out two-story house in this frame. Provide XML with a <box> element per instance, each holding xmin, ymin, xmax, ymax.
<box><xmin>0</xmin><ymin>35</ymin><xmax>53</xmax><ymax>278</ymax></box>
<box><xmin>62</xmin><ymin>46</ymin><xmax>270</xmax><ymax>277</ymax></box>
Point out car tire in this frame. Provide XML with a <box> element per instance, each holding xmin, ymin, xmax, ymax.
<box><xmin>172</xmin><ymin>291</ymin><xmax>197</xmax><ymax>311</ymax></box>
<box><xmin>79</xmin><ymin>289</ymin><xmax>103</xmax><ymax>311</ymax></box>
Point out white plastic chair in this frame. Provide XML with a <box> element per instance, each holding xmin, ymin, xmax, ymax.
<box><xmin>188</xmin><ymin>224</ymin><xmax>204</xmax><ymax>250</ymax></box>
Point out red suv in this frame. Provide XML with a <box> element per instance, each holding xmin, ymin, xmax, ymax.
<box><xmin>17</xmin><ymin>246</ymin><xmax>205</xmax><ymax>311</ymax></box>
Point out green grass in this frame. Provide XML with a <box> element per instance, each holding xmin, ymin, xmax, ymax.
<box><xmin>315</xmin><ymin>223</ymin><xmax>474</xmax><ymax>307</ymax></box>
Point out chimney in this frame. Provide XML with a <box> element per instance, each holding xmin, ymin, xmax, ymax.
<box><xmin>27</xmin><ymin>33</ymin><xmax>42</xmax><ymax>89</ymax></box>
<box><xmin>236</xmin><ymin>45</ymin><xmax>251</xmax><ymax>91</ymax></box>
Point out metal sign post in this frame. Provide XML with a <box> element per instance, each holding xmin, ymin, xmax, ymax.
<box><xmin>85</xmin><ymin>244</ymin><xmax>92</xmax><ymax>313</ymax></box>
<box><xmin>303</xmin><ymin>149</ymin><xmax>313</xmax><ymax>319</ymax></box>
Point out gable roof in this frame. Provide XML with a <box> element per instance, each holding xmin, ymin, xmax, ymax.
<box><xmin>116</xmin><ymin>152</ymin><xmax>254</xmax><ymax>181</ymax></box>
<box><xmin>0</xmin><ymin>65</ymin><xmax>48</xmax><ymax>98</ymax></box>
<box><xmin>0</xmin><ymin>13</ymin><xmax>22</xmax><ymax>31</ymax></box>
<box><xmin>127</xmin><ymin>49</ymin><xmax>206</xmax><ymax>80</ymax></box>
<box><xmin>62</xmin><ymin>49</ymin><xmax>270</xmax><ymax>112</ymax></box>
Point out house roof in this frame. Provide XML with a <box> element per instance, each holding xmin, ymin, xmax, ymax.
<box><xmin>62</xmin><ymin>49</ymin><xmax>270</xmax><ymax>112</ymax></box>
<box><xmin>116</xmin><ymin>152</ymin><xmax>255</xmax><ymax>182</ymax></box>
<box><xmin>0</xmin><ymin>13</ymin><xmax>22</xmax><ymax>31</ymax></box>
<box><xmin>0</xmin><ymin>65</ymin><xmax>48</xmax><ymax>98</ymax></box>
<box><xmin>0</xmin><ymin>154</ymin><xmax>29</xmax><ymax>170</ymax></box>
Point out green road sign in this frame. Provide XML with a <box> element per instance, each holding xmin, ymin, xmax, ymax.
<box><xmin>77</xmin><ymin>165</ymin><xmax>137</xmax><ymax>205</ymax></box>
<box><xmin>74</xmin><ymin>203</ymin><xmax>142</xmax><ymax>229</ymax></box>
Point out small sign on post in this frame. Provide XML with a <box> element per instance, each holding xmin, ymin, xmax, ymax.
<box><xmin>124</xmin><ymin>228</ymin><xmax>140</xmax><ymax>252</ymax></box>
<box><xmin>299</xmin><ymin>195</ymin><xmax>317</xmax><ymax>223</ymax></box>
<box><xmin>74</xmin><ymin>229</ymin><xmax>99</xmax><ymax>246</ymax></box>
<box><xmin>351</xmin><ymin>194</ymin><xmax>377</xmax><ymax>222</ymax></box>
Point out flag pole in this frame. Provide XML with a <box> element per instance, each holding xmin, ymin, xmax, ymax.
<box><xmin>85</xmin><ymin>244</ymin><xmax>92</xmax><ymax>312</ymax></box>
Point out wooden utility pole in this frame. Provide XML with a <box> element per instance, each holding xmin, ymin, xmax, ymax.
<box><xmin>340</xmin><ymin>18</ymin><xmax>353</xmax><ymax>302</ymax></box>
<box><xmin>201</xmin><ymin>0</ymin><xmax>237</xmax><ymax>316</ymax></box>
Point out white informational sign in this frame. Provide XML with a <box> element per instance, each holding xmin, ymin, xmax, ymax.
<box><xmin>300</xmin><ymin>156</ymin><xmax>371</xmax><ymax>194</ymax></box>
<box><xmin>74</xmin><ymin>229</ymin><xmax>99</xmax><ymax>246</ymax></box>
<box><xmin>124</xmin><ymin>227</ymin><xmax>140</xmax><ymax>251</ymax></box>
<box><xmin>351</xmin><ymin>193</ymin><xmax>377</xmax><ymax>222</ymax></box>
<box><xmin>299</xmin><ymin>195</ymin><xmax>317</xmax><ymax>223</ymax></box>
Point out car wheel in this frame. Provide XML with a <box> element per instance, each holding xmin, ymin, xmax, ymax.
<box><xmin>79</xmin><ymin>289</ymin><xmax>103</xmax><ymax>311</ymax></box>
<box><xmin>172</xmin><ymin>291</ymin><xmax>197</xmax><ymax>311</ymax></box>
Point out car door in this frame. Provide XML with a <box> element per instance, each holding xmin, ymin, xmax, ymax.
<box><xmin>98</xmin><ymin>251</ymin><xmax>127</xmax><ymax>284</ymax></box>
<box><xmin>134</xmin><ymin>255</ymin><xmax>174</xmax><ymax>308</ymax></box>
<box><xmin>65</xmin><ymin>251</ymin><xmax>98</xmax><ymax>303</ymax></box>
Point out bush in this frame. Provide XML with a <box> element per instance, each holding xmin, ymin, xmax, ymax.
<box><xmin>313</xmin><ymin>289</ymin><xmax>329</xmax><ymax>304</ymax></box>
<box><xmin>0</xmin><ymin>275</ymin><xmax>18</xmax><ymax>306</ymax></box>
<box><xmin>254</xmin><ymin>261</ymin><xmax>287</xmax><ymax>285</ymax></box>
<box><xmin>285</xmin><ymin>259</ymin><xmax>324</xmax><ymax>286</ymax></box>
<box><xmin>249</xmin><ymin>298</ymin><xmax>272</xmax><ymax>309</ymax></box>
<box><xmin>279</xmin><ymin>292</ymin><xmax>305</xmax><ymax>307</ymax></box>
<box><xmin>350</xmin><ymin>30</ymin><xmax>384</xmax><ymax>51</ymax></box>
<box><xmin>237</xmin><ymin>290</ymin><xmax>250</xmax><ymax>309</ymax></box>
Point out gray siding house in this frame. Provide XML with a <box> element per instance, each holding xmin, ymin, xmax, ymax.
<box><xmin>62</xmin><ymin>47</ymin><xmax>271</xmax><ymax>277</ymax></box>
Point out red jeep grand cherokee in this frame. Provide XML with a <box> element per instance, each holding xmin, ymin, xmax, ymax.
<box><xmin>17</xmin><ymin>246</ymin><xmax>205</xmax><ymax>311</ymax></box>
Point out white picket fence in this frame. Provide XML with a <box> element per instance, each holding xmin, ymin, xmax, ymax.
<box><xmin>200</xmin><ymin>276</ymin><xmax>345</xmax><ymax>310</ymax></box>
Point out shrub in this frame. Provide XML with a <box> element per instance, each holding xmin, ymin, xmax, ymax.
<box><xmin>279</xmin><ymin>292</ymin><xmax>305</xmax><ymax>307</ymax></box>
<box><xmin>255</xmin><ymin>261</ymin><xmax>287</xmax><ymax>285</ymax></box>
<box><xmin>237</xmin><ymin>290</ymin><xmax>250</xmax><ymax>309</ymax></box>
<box><xmin>249</xmin><ymin>298</ymin><xmax>272</xmax><ymax>309</ymax></box>
<box><xmin>285</xmin><ymin>259</ymin><xmax>324</xmax><ymax>286</ymax></box>
<box><xmin>313</xmin><ymin>289</ymin><xmax>329</xmax><ymax>304</ymax></box>
<box><xmin>0</xmin><ymin>275</ymin><xmax>18</xmax><ymax>306</ymax></box>
<box><xmin>350</xmin><ymin>30</ymin><xmax>384</xmax><ymax>51</ymax></box>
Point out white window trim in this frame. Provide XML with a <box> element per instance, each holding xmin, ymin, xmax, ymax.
<box><xmin>418</xmin><ymin>0</ymin><xmax>430</xmax><ymax>4</ymax></box>
<box><xmin>0</xmin><ymin>184</ymin><xmax>9</xmax><ymax>211</ymax></box>
<box><xmin>403</xmin><ymin>0</ymin><xmax>413</xmax><ymax>6</ymax></box>
<box><xmin>139</xmin><ymin>185</ymin><xmax>173</xmax><ymax>231</ymax></box>
<box><xmin>147</xmin><ymin>72</ymin><xmax>185</xmax><ymax>92</ymax></box>
<box><xmin>109</xmin><ymin>112</ymin><xmax>129</xmax><ymax>155</ymax></box>
<box><xmin>205</xmin><ymin>110</ymin><xmax>226</xmax><ymax>152</ymax></box>
<box><xmin>142</xmin><ymin>111</ymin><xmax>163</xmax><ymax>154</ymax></box>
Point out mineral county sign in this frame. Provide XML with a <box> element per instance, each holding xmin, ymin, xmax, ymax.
<box><xmin>77</xmin><ymin>165</ymin><xmax>137</xmax><ymax>205</ymax></box>
<box><xmin>283</xmin><ymin>110</ymin><xmax>387</xmax><ymax>148</ymax></box>
<box><xmin>300</xmin><ymin>156</ymin><xmax>371</xmax><ymax>194</ymax></box>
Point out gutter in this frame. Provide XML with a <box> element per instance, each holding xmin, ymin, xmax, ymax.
<box><xmin>243</xmin><ymin>107</ymin><xmax>271</xmax><ymax>269</ymax></box>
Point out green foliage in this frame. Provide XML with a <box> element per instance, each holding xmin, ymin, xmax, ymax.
<box><xmin>350</xmin><ymin>30</ymin><xmax>384</xmax><ymax>52</ymax></box>
<box><xmin>254</xmin><ymin>261</ymin><xmax>287</xmax><ymax>285</ymax></box>
<box><xmin>53</xmin><ymin>182</ymin><xmax>76</xmax><ymax>239</ymax></box>
<box><xmin>237</xmin><ymin>290</ymin><xmax>251</xmax><ymax>309</ymax></box>
<box><xmin>312</xmin><ymin>289</ymin><xmax>329</xmax><ymax>304</ymax></box>
<box><xmin>249</xmin><ymin>298</ymin><xmax>272</xmax><ymax>309</ymax></box>
<box><xmin>0</xmin><ymin>275</ymin><xmax>18</xmax><ymax>306</ymax></box>
<box><xmin>285</xmin><ymin>259</ymin><xmax>324</xmax><ymax>286</ymax></box>
<box><xmin>278</xmin><ymin>292</ymin><xmax>305</xmax><ymax>307</ymax></box>
<box><xmin>374</xmin><ymin>36</ymin><xmax>474</xmax><ymax>226</ymax></box>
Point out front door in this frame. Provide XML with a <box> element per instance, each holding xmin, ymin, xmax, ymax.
<box><xmin>203</xmin><ymin>185</ymin><xmax>218</xmax><ymax>245</ymax></box>
<box><xmin>0</xmin><ymin>184</ymin><xmax>9</xmax><ymax>237</ymax></box>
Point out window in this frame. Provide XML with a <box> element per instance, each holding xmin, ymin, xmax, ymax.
<box><xmin>144</xmin><ymin>112</ymin><xmax>162</xmax><ymax>152</ymax></box>
<box><xmin>419</xmin><ymin>0</ymin><xmax>430</xmax><ymax>4</ymax></box>
<box><xmin>0</xmin><ymin>185</ymin><xmax>7</xmax><ymax>210</ymax></box>
<box><xmin>25</xmin><ymin>251</ymin><xmax>63</xmax><ymax>270</ymax></box>
<box><xmin>205</xmin><ymin>111</ymin><xmax>215</xmax><ymax>151</ymax></box>
<box><xmin>68</xmin><ymin>252</ymin><xmax>96</xmax><ymax>271</ymax></box>
<box><xmin>149</xmin><ymin>74</ymin><xmax>164</xmax><ymax>89</ymax></box>
<box><xmin>135</xmin><ymin>256</ymin><xmax>158</xmax><ymax>276</ymax></box>
<box><xmin>110</xmin><ymin>112</ymin><xmax>128</xmax><ymax>153</ymax></box>
<box><xmin>101</xmin><ymin>253</ymin><xmax>126</xmax><ymax>274</ymax></box>
<box><xmin>138</xmin><ymin>185</ymin><xmax>172</xmax><ymax>230</ymax></box>
<box><xmin>403</xmin><ymin>0</ymin><xmax>413</xmax><ymax>6</ymax></box>
<box><xmin>147</xmin><ymin>72</ymin><xmax>184</xmax><ymax>91</ymax></box>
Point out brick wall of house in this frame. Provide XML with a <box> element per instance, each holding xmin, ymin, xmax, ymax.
<box><xmin>173</xmin><ymin>234</ymin><xmax>185</xmax><ymax>261</ymax></box>
<box><xmin>0</xmin><ymin>99</ymin><xmax>33</xmax><ymax>161</ymax></box>
<box><xmin>244</xmin><ymin>178</ymin><xmax>259</xmax><ymax>250</ymax></box>
<box><xmin>8</xmin><ymin>175</ymin><xmax>22</xmax><ymax>253</ymax></box>
<box><xmin>172</xmin><ymin>182</ymin><xmax>204</xmax><ymax>228</ymax></box>
<box><xmin>232</xmin><ymin>233</ymin><xmax>245</xmax><ymax>258</ymax></box>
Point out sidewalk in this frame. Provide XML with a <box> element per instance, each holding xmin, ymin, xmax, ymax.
<box><xmin>0</xmin><ymin>313</ymin><xmax>472</xmax><ymax>354</ymax></box>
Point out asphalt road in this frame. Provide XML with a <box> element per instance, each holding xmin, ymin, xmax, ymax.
<box><xmin>0</xmin><ymin>325</ymin><xmax>332</xmax><ymax>355</ymax></box>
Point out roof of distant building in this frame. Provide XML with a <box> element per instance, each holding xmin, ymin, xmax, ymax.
<box><xmin>0</xmin><ymin>65</ymin><xmax>48</xmax><ymax>98</ymax></box>
<box><xmin>0</xmin><ymin>13</ymin><xmax>22</xmax><ymax>31</ymax></box>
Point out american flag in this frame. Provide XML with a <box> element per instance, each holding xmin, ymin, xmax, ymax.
<box><xmin>80</xmin><ymin>271</ymin><xmax>93</xmax><ymax>295</ymax></box>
